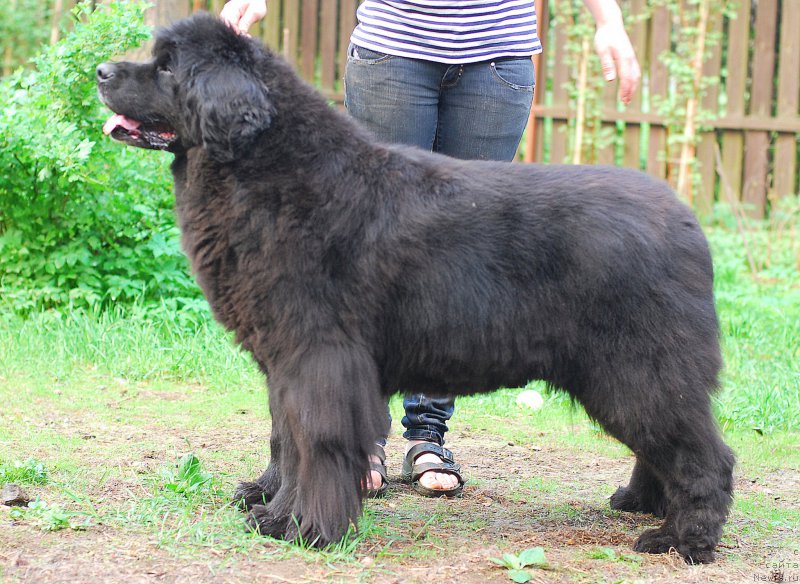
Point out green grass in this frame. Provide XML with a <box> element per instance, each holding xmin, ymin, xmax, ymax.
<box><xmin>0</xmin><ymin>458</ymin><xmax>49</xmax><ymax>485</ymax></box>
<box><xmin>0</xmin><ymin>303</ymin><xmax>262</xmax><ymax>392</ymax></box>
<box><xmin>707</xmin><ymin>228</ymin><xmax>800</xmax><ymax>433</ymax></box>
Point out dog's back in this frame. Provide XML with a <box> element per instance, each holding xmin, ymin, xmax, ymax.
<box><xmin>362</xmin><ymin>153</ymin><xmax>718</xmax><ymax>402</ymax></box>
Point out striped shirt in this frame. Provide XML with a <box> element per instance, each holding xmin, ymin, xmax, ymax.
<box><xmin>350</xmin><ymin>0</ymin><xmax>542</xmax><ymax>64</ymax></box>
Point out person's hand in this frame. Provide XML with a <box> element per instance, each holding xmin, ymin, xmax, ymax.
<box><xmin>593</xmin><ymin>22</ymin><xmax>640</xmax><ymax>105</ymax></box>
<box><xmin>220</xmin><ymin>0</ymin><xmax>267</xmax><ymax>35</ymax></box>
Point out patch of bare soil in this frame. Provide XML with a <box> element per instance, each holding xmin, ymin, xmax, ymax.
<box><xmin>1</xmin><ymin>429</ymin><xmax>797</xmax><ymax>583</ymax></box>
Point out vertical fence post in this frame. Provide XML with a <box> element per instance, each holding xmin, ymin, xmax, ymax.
<box><xmin>774</xmin><ymin>1</ymin><xmax>800</xmax><ymax>200</ymax></box>
<box><xmin>720</xmin><ymin>0</ymin><xmax>751</xmax><ymax>202</ymax></box>
<box><xmin>742</xmin><ymin>0</ymin><xmax>778</xmax><ymax>218</ymax></box>
<box><xmin>696</xmin><ymin>9</ymin><xmax>723</xmax><ymax>217</ymax></box>
<box><xmin>647</xmin><ymin>4</ymin><xmax>669</xmax><ymax>180</ymax></box>
<box><xmin>524</xmin><ymin>0</ymin><xmax>547</xmax><ymax>163</ymax></box>
<box><xmin>622</xmin><ymin>0</ymin><xmax>647</xmax><ymax>171</ymax></box>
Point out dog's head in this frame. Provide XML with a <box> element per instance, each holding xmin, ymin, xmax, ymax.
<box><xmin>97</xmin><ymin>13</ymin><xmax>274</xmax><ymax>162</ymax></box>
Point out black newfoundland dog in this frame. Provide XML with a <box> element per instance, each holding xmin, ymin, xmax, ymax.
<box><xmin>97</xmin><ymin>13</ymin><xmax>734</xmax><ymax>563</ymax></box>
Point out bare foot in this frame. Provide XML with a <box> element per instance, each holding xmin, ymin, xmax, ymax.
<box><xmin>364</xmin><ymin>453</ymin><xmax>385</xmax><ymax>492</ymax></box>
<box><xmin>405</xmin><ymin>440</ymin><xmax>460</xmax><ymax>491</ymax></box>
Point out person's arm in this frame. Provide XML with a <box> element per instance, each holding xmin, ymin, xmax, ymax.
<box><xmin>220</xmin><ymin>0</ymin><xmax>267</xmax><ymax>34</ymax></box>
<box><xmin>581</xmin><ymin>0</ymin><xmax>641</xmax><ymax>104</ymax></box>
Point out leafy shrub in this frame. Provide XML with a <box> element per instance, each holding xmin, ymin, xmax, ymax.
<box><xmin>0</xmin><ymin>0</ymin><xmax>55</xmax><ymax>73</ymax></box>
<box><xmin>0</xmin><ymin>1</ymin><xmax>199</xmax><ymax>313</ymax></box>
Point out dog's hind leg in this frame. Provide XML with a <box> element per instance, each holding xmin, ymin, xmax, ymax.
<box><xmin>610</xmin><ymin>458</ymin><xmax>667</xmax><ymax>518</ymax></box>
<box><xmin>244</xmin><ymin>343</ymin><xmax>388</xmax><ymax>546</ymax></box>
<box><xmin>579</xmin><ymin>358</ymin><xmax>734</xmax><ymax>564</ymax></box>
<box><xmin>630</xmin><ymin>421</ymin><xmax>733</xmax><ymax>564</ymax></box>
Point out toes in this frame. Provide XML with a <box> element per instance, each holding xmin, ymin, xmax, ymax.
<box><xmin>411</xmin><ymin>451</ymin><xmax>460</xmax><ymax>491</ymax></box>
<box><xmin>417</xmin><ymin>471</ymin><xmax>438</xmax><ymax>490</ymax></box>
<box><xmin>232</xmin><ymin>481</ymin><xmax>270</xmax><ymax>510</ymax></box>
<box><xmin>363</xmin><ymin>469</ymin><xmax>383</xmax><ymax>490</ymax></box>
<box><xmin>417</xmin><ymin>470</ymin><xmax>459</xmax><ymax>490</ymax></box>
<box><xmin>436</xmin><ymin>472</ymin><xmax>459</xmax><ymax>489</ymax></box>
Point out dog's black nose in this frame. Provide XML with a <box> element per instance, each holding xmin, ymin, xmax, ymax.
<box><xmin>96</xmin><ymin>62</ymin><xmax>116</xmax><ymax>82</ymax></box>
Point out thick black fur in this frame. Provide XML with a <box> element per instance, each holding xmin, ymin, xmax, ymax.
<box><xmin>97</xmin><ymin>13</ymin><xmax>734</xmax><ymax>563</ymax></box>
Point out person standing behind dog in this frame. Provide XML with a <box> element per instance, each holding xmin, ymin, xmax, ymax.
<box><xmin>221</xmin><ymin>0</ymin><xmax>640</xmax><ymax>498</ymax></box>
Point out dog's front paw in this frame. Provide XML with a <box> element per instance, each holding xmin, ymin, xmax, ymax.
<box><xmin>245</xmin><ymin>504</ymin><xmax>294</xmax><ymax>540</ymax></box>
<box><xmin>245</xmin><ymin>504</ymin><xmax>348</xmax><ymax>548</ymax></box>
<box><xmin>610</xmin><ymin>486</ymin><xmax>641</xmax><ymax>513</ymax></box>
<box><xmin>232</xmin><ymin>481</ymin><xmax>271</xmax><ymax>510</ymax></box>
<box><xmin>633</xmin><ymin>526</ymin><xmax>677</xmax><ymax>555</ymax></box>
<box><xmin>678</xmin><ymin>545</ymin><xmax>716</xmax><ymax>565</ymax></box>
<box><xmin>634</xmin><ymin>525</ymin><xmax>716</xmax><ymax>564</ymax></box>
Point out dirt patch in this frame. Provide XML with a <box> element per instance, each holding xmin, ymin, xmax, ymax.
<box><xmin>1</xmin><ymin>426</ymin><xmax>797</xmax><ymax>583</ymax></box>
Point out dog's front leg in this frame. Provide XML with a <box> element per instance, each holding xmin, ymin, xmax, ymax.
<box><xmin>233</xmin><ymin>424</ymin><xmax>283</xmax><ymax>511</ymax></box>
<box><xmin>245</xmin><ymin>343</ymin><xmax>388</xmax><ymax>547</ymax></box>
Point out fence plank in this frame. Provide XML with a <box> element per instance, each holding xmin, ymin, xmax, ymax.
<box><xmin>696</xmin><ymin>10</ymin><xmax>724</xmax><ymax>216</ymax></box>
<box><xmin>598</xmin><ymin>79</ymin><xmax>617</xmax><ymax>165</ymax></box>
<box><xmin>283</xmin><ymin>0</ymin><xmax>301</xmax><ymax>63</ymax></box>
<box><xmin>300</xmin><ymin>0</ymin><xmax>319</xmax><ymax>80</ymax></box>
<box><xmin>260</xmin><ymin>0</ymin><xmax>281</xmax><ymax>50</ymax></box>
<box><xmin>319</xmin><ymin>0</ymin><xmax>338</xmax><ymax>92</ymax></box>
<box><xmin>720</xmin><ymin>0</ymin><xmax>751</xmax><ymax>199</ymax></box>
<box><xmin>549</xmin><ymin>15</ymin><xmax>570</xmax><ymax>165</ymax></box>
<box><xmin>742</xmin><ymin>0</ymin><xmax>778</xmax><ymax>218</ymax></box>
<box><xmin>622</xmin><ymin>0</ymin><xmax>647</xmax><ymax>170</ymax></box>
<box><xmin>338</xmin><ymin>0</ymin><xmax>358</xmax><ymax>98</ymax></box>
<box><xmin>647</xmin><ymin>5</ymin><xmax>669</xmax><ymax>178</ymax></box>
<box><xmin>524</xmin><ymin>0</ymin><xmax>547</xmax><ymax>162</ymax></box>
<box><xmin>774</xmin><ymin>0</ymin><xmax>800</xmax><ymax>199</ymax></box>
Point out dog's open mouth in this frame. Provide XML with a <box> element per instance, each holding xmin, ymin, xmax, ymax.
<box><xmin>103</xmin><ymin>114</ymin><xmax>178</xmax><ymax>151</ymax></box>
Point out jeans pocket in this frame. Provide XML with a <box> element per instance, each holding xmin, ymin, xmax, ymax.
<box><xmin>490</xmin><ymin>58</ymin><xmax>535</xmax><ymax>91</ymax></box>
<box><xmin>347</xmin><ymin>43</ymin><xmax>394</xmax><ymax>65</ymax></box>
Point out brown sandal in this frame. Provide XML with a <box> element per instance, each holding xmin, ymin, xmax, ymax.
<box><xmin>400</xmin><ymin>442</ymin><xmax>464</xmax><ymax>498</ymax></box>
<box><xmin>365</xmin><ymin>443</ymin><xmax>388</xmax><ymax>498</ymax></box>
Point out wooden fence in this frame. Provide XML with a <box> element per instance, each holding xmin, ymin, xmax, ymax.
<box><xmin>527</xmin><ymin>0</ymin><xmax>800</xmax><ymax>217</ymax></box>
<box><xmin>11</xmin><ymin>0</ymin><xmax>798</xmax><ymax>216</ymax></box>
<box><xmin>210</xmin><ymin>0</ymin><xmax>799</xmax><ymax>217</ymax></box>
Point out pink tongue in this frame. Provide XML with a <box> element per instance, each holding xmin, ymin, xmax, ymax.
<box><xmin>103</xmin><ymin>114</ymin><xmax>141</xmax><ymax>135</ymax></box>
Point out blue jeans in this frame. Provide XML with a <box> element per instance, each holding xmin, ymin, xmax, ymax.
<box><xmin>344</xmin><ymin>45</ymin><xmax>535</xmax><ymax>160</ymax></box>
<box><xmin>345</xmin><ymin>45</ymin><xmax>535</xmax><ymax>445</ymax></box>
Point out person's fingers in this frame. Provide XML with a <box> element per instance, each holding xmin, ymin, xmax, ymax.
<box><xmin>617</xmin><ymin>54</ymin><xmax>641</xmax><ymax>105</ymax></box>
<box><xmin>220</xmin><ymin>1</ymin><xmax>266</xmax><ymax>34</ymax></box>
<box><xmin>594</xmin><ymin>26</ymin><xmax>641</xmax><ymax>104</ymax></box>
<box><xmin>238</xmin><ymin>4</ymin><xmax>267</xmax><ymax>33</ymax></box>
<box><xmin>220</xmin><ymin>1</ymin><xmax>245</xmax><ymax>32</ymax></box>
<box><xmin>594</xmin><ymin>30</ymin><xmax>617</xmax><ymax>82</ymax></box>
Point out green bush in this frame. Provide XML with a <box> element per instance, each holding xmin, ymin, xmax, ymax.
<box><xmin>0</xmin><ymin>1</ymin><xmax>199</xmax><ymax>313</ymax></box>
<box><xmin>0</xmin><ymin>0</ymin><xmax>54</xmax><ymax>73</ymax></box>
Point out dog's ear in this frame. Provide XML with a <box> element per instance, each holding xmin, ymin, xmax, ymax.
<box><xmin>186</xmin><ymin>66</ymin><xmax>274</xmax><ymax>162</ymax></box>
